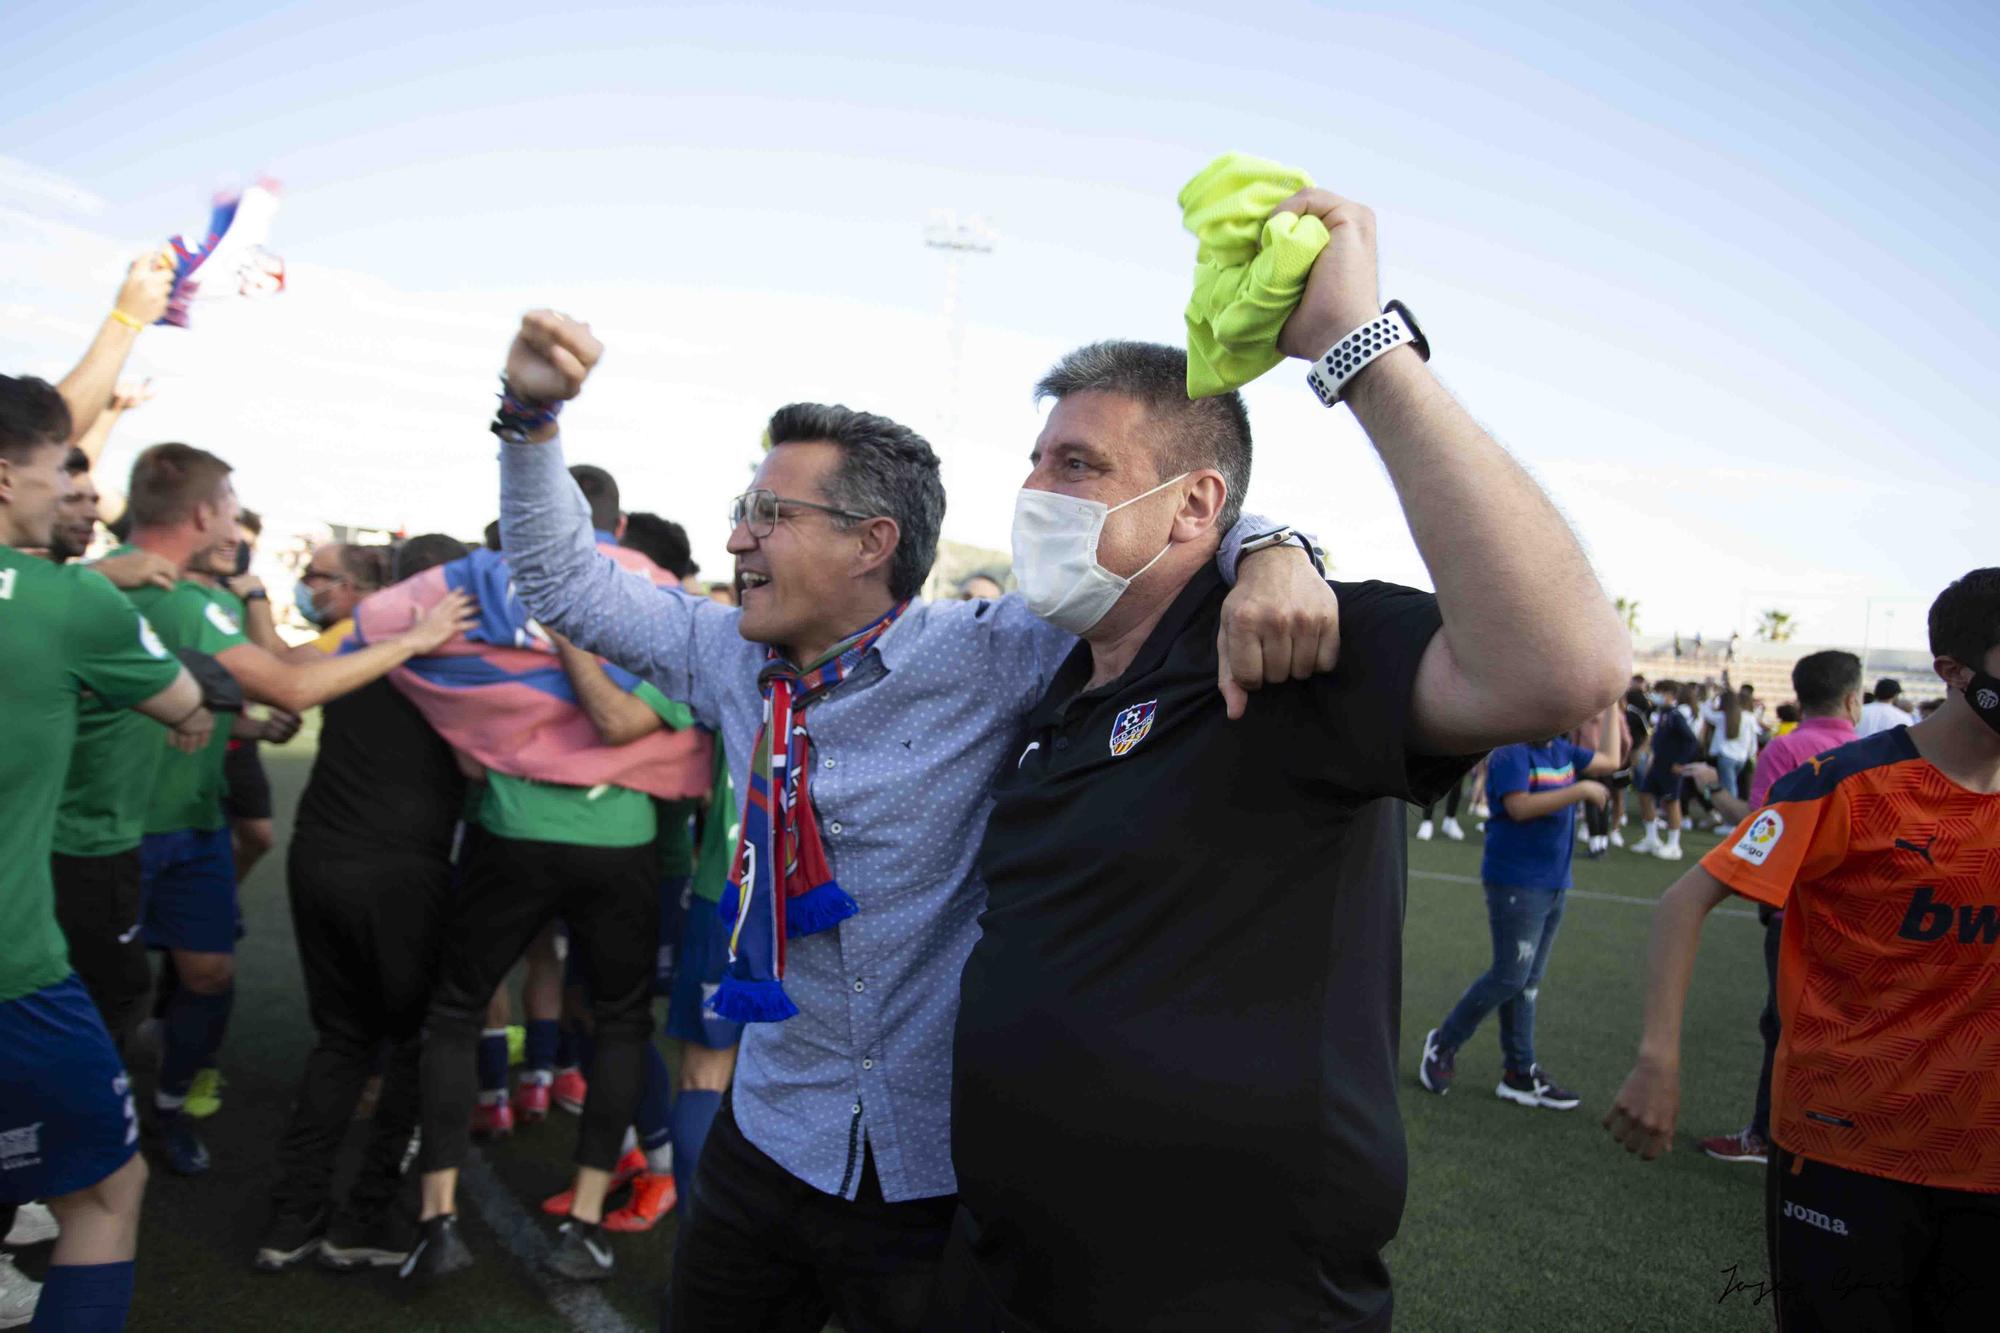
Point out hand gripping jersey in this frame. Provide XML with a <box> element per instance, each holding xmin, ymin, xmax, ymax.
<box><xmin>1703</xmin><ymin>729</ymin><xmax>2000</xmax><ymax>1192</ymax></box>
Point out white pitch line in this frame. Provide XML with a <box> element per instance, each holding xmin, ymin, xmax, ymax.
<box><xmin>458</xmin><ymin>1147</ymin><xmax>645</xmax><ymax>1333</ymax></box>
<box><xmin>1409</xmin><ymin>868</ymin><xmax>1760</xmax><ymax>920</ymax></box>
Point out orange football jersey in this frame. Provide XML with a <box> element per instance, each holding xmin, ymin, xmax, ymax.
<box><xmin>1703</xmin><ymin>729</ymin><xmax>2000</xmax><ymax>1192</ymax></box>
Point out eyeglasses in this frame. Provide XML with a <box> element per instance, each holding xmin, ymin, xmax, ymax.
<box><xmin>727</xmin><ymin>488</ymin><xmax>872</xmax><ymax>539</ymax></box>
<box><xmin>301</xmin><ymin>568</ymin><xmax>348</xmax><ymax>586</ymax></box>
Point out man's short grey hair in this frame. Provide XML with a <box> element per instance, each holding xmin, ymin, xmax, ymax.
<box><xmin>767</xmin><ymin>402</ymin><xmax>945</xmax><ymax>602</ymax></box>
<box><xmin>1034</xmin><ymin>341</ymin><xmax>1252</xmax><ymax>530</ymax></box>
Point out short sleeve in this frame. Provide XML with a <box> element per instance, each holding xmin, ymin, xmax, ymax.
<box><xmin>194</xmin><ymin>592</ymin><xmax>249</xmax><ymax>655</ymax></box>
<box><xmin>1700</xmin><ymin>788</ymin><xmax>1851</xmax><ymax>910</ymax></box>
<box><xmin>1305</xmin><ymin>579</ymin><xmax>1470</xmax><ymax>802</ymax></box>
<box><xmin>1484</xmin><ymin>746</ymin><xmax>1531</xmax><ymax>800</ymax></box>
<box><xmin>632</xmin><ymin>680</ymin><xmax>696</xmax><ymax>731</ymax></box>
<box><xmin>64</xmin><ymin>569</ymin><xmax>181</xmax><ymax>709</ymax></box>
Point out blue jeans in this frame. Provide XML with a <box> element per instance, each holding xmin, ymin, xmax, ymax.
<box><xmin>1714</xmin><ymin>753</ymin><xmax>1744</xmax><ymax>802</ymax></box>
<box><xmin>1438</xmin><ymin>885</ymin><xmax>1566</xmax><ymax>1072</ymax></box>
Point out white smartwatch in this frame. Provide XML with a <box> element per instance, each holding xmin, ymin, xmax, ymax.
<box><xmin>1305</xmin><ymin>300</ymin><xmax>1430</xmax><ymax>407</ymax></box>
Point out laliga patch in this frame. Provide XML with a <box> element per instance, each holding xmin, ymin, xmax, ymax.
<box><xmin>1732</xmin><ymin>810</ymin><xmax>1785</xmax><ymax>866</ymax></box>
<box><xmin>204</xmin><ymin>601</ymin><xmax>241</xmax><ymax>636</ymax></box>
<box><xmin>1109</xmin><ymin>700</ymin><xmax>1158</xmax><ymax>757</ymax></box>
<box><xmin>138</xmin><ymin>617</ymin><xmax>168</xmax><ymax>660</ymax></box>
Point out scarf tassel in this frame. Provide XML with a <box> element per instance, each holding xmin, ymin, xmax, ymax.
<box><xmin>708</xmin><ymin>977</ymin><xmax>800</xmax><ymax>1023</ymax></box>
<box><xmin>786</xmin><ymin>880</ymin><xmax>858</xmax><ymax>938</ymax></box>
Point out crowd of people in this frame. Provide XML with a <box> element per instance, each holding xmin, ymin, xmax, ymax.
<box><xmin>0</xmin><ymin>172</ymin><xmax>1995</xmax><ymax>1333</ymax></box>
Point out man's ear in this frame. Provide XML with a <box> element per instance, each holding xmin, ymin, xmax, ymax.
<box><xmin>1171</xmin><ymin>470</ymin><xmax>1227</xmax><ymax>541</ymax></box>
<box><xmin>1934</xmin><ymin>657</ymin><xmax>1971</xmax><ymax>692</ymax></box>
<box><xmin>0</xmin><ymin>458</ymin><xmax>13</xmax><ymax>506</ymax></box>
<box><xmin>615</xmin><ymin>514</ymin><xmax>628</xmax><ymax>540</ymax></box>
<box><xmin>851</xmin><ymin>516</ymin><xmax>902</xmax><ymax>586</ymax></box>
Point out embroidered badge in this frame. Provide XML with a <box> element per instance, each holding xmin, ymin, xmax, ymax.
<box><xmin>1109</xmin><ymin>700</ymin><xmax>1158</xmax><ymax>757</ymax></box>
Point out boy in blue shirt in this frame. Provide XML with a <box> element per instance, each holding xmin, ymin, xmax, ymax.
<box><xmin>1417</xmin><ymin>734</ymin><xmax>1619</xmax><ymax>1109</ymax></box>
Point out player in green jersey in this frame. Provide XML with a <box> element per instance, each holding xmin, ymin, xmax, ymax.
<box><xmin>1</xmin><ymin>373</ymin><xmax>212</xmax><ymax>1333</ymax></box>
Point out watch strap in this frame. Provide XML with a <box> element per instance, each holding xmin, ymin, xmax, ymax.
<box><xmin>1306</xmin><ymin>307</ymin><xmax>1417</xmax><ymax>407</ymax></box>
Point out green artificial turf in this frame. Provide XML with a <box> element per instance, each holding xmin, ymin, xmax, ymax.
<box><xmin>87</xmin><ymin>745</ymin><xmax>1777</xmax><ymax>1331</ymax></box>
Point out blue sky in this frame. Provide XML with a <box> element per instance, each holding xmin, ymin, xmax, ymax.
<box><xmin>4</xmin><ymin>0</ymin><xmax>1993</xmax><ymax>648</ymax></box>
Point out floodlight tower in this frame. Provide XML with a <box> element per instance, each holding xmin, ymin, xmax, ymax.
<box><xmin>924</xmin><ymin>210</ymin><xmax>996</xmax><ymax>443</ymax></box>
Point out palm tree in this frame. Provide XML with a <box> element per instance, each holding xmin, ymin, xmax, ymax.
<box><xmin>1755</xmin><ymin>608</ymin><xmax>1797</xmax><ymax>643</ymax></box>
<box><xmin>1612</xmin><ymin>597</ymin><xmax>1641</xmax><ymax>633</ymax></box>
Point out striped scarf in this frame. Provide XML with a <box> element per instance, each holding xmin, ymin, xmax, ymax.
<box><xmin>709</xmin><ymin>602</ymin><xmax>909</xmax><ymax>1023</ymax></box>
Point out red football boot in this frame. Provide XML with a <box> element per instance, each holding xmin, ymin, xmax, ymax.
<box><xmin>603</xmin><ymin>1173</ymin><xmax>678</xmax><ymax>1232</ymax></box>
<box><xmin>470</xmin><ymin>1100</ymin><xmax>515</xmax><ymax>1140</ymax></box>
<box><xmin>551</xmin><ymin>1068</ymin><xmax>589</xmax><ymax>1116</ymax></box>
<box><xmin>515</xmin><ymin>1079</ymin><xmax>551</xmax><ymax>1125</ymax></box>
<box><xmin>540</xmin><ymin>1147</ymin><xmax>648</xmax><ymax>1217</ymax></box>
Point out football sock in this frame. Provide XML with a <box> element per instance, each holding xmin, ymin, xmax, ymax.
<box><xmin>159</xmin><ymin>988</ymin><xmax>231</xmax><ymax>1100</ymax></box>
<box><xmin>670</xmin><ymin>1090</ymin><xmax>721</xmax><ymax>1206</ymax></box>
<box><xmin>30</xmin><ymin>1260</ymin><xmax>134</xmax><ymax>1332</ymax></box>
<box><xmin>477</xmin><ymin>1029</ymin><xmax>510</xmax><ymax>1096</ymax></box>
<box><xmin>524</xmin><ymin>1019</ymin><xmax>559</xmax><ymax>1076</ymax></box>
<box><xmin>635</xmin><ymin>1044</ymin><xmax>673</xmax><ymax>1157</ymax></box>
<box><xmin>554</xmin><ymin>1023</ymin><xmax>577</xmax><ymax>1071</ymax></box>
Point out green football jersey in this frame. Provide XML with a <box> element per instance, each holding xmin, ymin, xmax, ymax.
<box><xmin>0</xmin><ymin>547</ymin><xmax>180</xmax><ymax>1000</ymax></box>
<box><xmin>116</xmin><ymin>556</ymin><xmax>248</xmax><ymax>835</ymax></box>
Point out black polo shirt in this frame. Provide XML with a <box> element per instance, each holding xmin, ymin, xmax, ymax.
<box><xmin>950</xmin><ymin>565</ymin><xmax>1471</xmax><ymax>1332</ymax></box>
<box><xmin>293</xmin><ymin>677</ymin><xmax>465</xmax><ymax>860</ymax></box>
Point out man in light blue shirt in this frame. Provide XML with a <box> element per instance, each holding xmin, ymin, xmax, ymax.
<box><xmin>493</xmin><ymin>310</ymin><xmax>1337</xmax><ymax>1328</ymax></box>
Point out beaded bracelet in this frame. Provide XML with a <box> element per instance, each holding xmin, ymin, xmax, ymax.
<box><xmin>490</xmin><ymin>375</ymin><xmax>564</xmax><ymax>442</ymax></box>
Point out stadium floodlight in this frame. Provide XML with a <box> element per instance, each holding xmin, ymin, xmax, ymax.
<box><xmin>924</xmin><ymin>210</ymin><xmax>997</xmax><ymax>445</ymax></box>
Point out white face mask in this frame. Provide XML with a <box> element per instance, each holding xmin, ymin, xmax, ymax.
<box><xmin>1011</xmin><ymin>473</ymin><xmax>1188</xmax><ymax>635</ymax></box>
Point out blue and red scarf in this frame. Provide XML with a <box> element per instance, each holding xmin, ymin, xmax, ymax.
<box><xmin>710</xmin><ymin>602</ymin><xmax>908</xmax><ymax>1023</ymax></box>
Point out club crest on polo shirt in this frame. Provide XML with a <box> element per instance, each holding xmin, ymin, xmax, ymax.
<box><xmin>1109</xmin><ymin>700</ymin><xmax>1158</xmax><ymax>757</ymax></box>
<box><xmin>204</xmin><ymin>601</ymin><xmax>240</xmax><ymax>636</ymax></box>
<box><xmin>1732</xmin><ymin>810</ymin><xmax>1784</xmax><ymax>866</ymax></box>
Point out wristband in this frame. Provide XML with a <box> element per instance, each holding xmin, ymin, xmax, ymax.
<box><xmin>168</xmin><ymin>703</ymin><xmax>205</xmax><ymax>728</ymax></box>
<box><xmin>491</xmin><ymin>375</ymin><xmax>564</xmax><ymax>443</ymax></box>
<box><xmin>242</xmin><ymin>588</ymin><xmax>268</xmax><ymax>602</ymax></box>
<box><xmin>110</xmin><ymin>308</ymin><xmax>147</xmax><ymax>331</ymax></box>
<box><xmin>1305</xmin><ymin>300</ymin><xmax>1429</xmax><ymax>407</ymax></box>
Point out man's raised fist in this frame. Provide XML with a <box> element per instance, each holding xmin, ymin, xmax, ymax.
<box><xmin>505</xmin><ymin>310</ymin><xmax>603</xmax><ymax>404</ymax></box>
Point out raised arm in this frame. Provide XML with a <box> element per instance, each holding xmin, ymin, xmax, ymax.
<box><xmin>1602</xmin><ymin>866</ymin><xmax>1735</xmax><ymax>1159</ymax></box>
<box><xmin>494</xmin><ymin>312</ymin><xmax>759</xmax><ymax>726</ymax></box>
<box><xmin>61</xmin><ymin>257</ymin><xmax>172</xmax><ymax>444</ymax></box>
<box><xmin>1276</xmin><ymin>190</ymin><xmax>1629</xmax><ymax>754</ymax></box>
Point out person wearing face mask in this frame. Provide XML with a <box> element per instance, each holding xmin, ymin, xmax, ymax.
<box><xmin>935</xmin><ymin>180</ymin><xmax>1631</xmax><ymax>1333</ymax></box>
<box><xmin>54</xmin><ymin>442</ymin><xmax>474</xmax><ymax>1181</ymax></box>
<box><xmin>292</xmin><ymin>542</ymin><xmax>385</xmax><ymax>653</ymax></box>
<box><xmin>1608</xmin><ymin>571</ymin><xmax>2000</xmax><ymax>1333</ymax></box>
<box><xmin>490</xmin><ymin>310</ymin><xmax>1339</xmax><ymax>1322</ymax></box>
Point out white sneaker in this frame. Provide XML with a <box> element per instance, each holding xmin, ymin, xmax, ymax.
<box><xmin>1472</xmin><ymin>802</ymin><xmax>1490</xmax><ymax>819</ymax></box>
<box><xmin>3</xmin><ymin>1202</ymin><xmax>56</xmax><ymax>1247</ymax></box>
<box><xmin>1416</xmin><ymin>820</ymin><xmax>1434</xmax><ymax>841</ymax></box>
<box><xmin>1609</xmin><ymin>829</ymin><xmax>1625</xmax><ymax>848</ymax></box>
<box><xmin>0</xmin><ymin>1254</ymin><xmax>38</xmax><ymax>1329</ymax></box>
<box><xmin>1654</xmin><ymin>843</ymin><xmax>1685</xmax><ymax>861</ymax></box>
<box><xmin>1630</xmin><ymin>835</ymin><xmax>1661</xmax><ymax>855</ymax></box>
<box><xmin>1441</xmin><ymin>817</ymin><xmax>1465</xmax><ymax>842</ymax></box>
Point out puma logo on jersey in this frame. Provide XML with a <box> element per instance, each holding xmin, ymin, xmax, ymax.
<box><xmin>1897</xmin><ymin>886</ymin><xmax>2000</xmax><ymax>944</ymax></box>
<box><xmin>1804</xmin><ymin>754</ymin><xmax>1834</xmax><ymax>776</ymax></box>
<box><xmin>1894</xmin><ymin>837</ymin><xmax>1935</xmax><ymax>865</ymax></box>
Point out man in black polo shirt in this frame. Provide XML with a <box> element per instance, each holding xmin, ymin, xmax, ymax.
<box><xmin>941</xmin><ymin>183</ymin><xmax>1632</xmax><ymax>1330</ymax></box>
<box><xmin>254</xmin><ymin>533</ymin><xmax>472</xmax><ymax>1274</ymax></box>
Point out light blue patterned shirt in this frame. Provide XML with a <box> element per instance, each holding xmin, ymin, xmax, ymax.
<box><xmin>501</xmin><ymin>437</ymin><xmax>1278</xmax><ymax>1201</ymax></box>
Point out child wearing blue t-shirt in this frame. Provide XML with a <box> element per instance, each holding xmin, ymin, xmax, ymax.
<box><xmin>1416</xmin><ymin>735</ymin><xmax>1619</xmax><ymax>1110</ymax></box>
